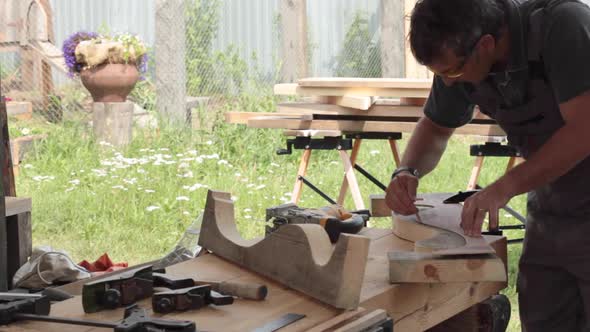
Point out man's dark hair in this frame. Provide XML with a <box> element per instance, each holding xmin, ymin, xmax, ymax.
<box><xmin>409</xmin><ymin>0</ymin><xmax>507</xmax><ymax>65</ymax></box>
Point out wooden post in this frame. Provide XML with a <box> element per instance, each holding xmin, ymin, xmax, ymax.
<box><xmin>0</xmin><ymin>84</ymin><xmax>7</xmax><ymax>291</ymax></box>
<box><xmin>92</xmin><ymin>102</ymin><xmax>134</xmax><ymax>147</ymax></box>
<box><xmin>380</xmin><ymin>0</ymin><xmax>405</xmax><ymax>78</ymax></box>
<box><xmin>155</xmin><ymin>0</ymin><xmax>187</xmax><ymax>125</ymax></box>
<box><xmin>403</xmin><ymin>0</ymin><xmax>433</xmax><ymax>79</ymax></box>
<box><xmin>280</xmin><ymin>0</ymin><xmax>308</xmax><ymax>82</ymax></box>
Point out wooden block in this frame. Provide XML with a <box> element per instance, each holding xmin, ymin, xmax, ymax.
<box><xmin>6</xmin><ymin>102</ymin><xmax>33</xmax><ymax>120</ymax></box>
<box><xmin>10</xmin><ymin>134</ymin><xmax>47</xmax><ymax>166</ymax></box>
<box><xmin>312</xmin><ymin>95</ymin><xmax>376</xmax><ymax>110</ymax></box>
<box><xmin>370</xmin><ymin>194</ymin><xmax>392</xmax><ymax>218</ymax></box>
<box><xmin>6</xmin><ymin>196</ymin><xmax>32</xmax><ymax>216</ymax></box>
<box><xmin>197</xmin><ymin>190</ymin><xmax>371</xmax><ymax>309</ymax></box>
<box><xmin>274</xmin><ymin>83</ymin><xmax>430</xmax><ymax>99</ymax></box>
<box><xmin>298</xmin><ymin>78</ymin><xmax>432</xmax><ymax>89</ymax></box>
<box><xmin>388</xmin><ymin>251</ymin><xmax>506</xmax><ymax>283</ymax></box>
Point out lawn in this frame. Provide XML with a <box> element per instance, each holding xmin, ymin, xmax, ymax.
<box><xmin>12</xmin><ymin>108</ymin><xmax>525</xmax><ymax>331</ymax></box>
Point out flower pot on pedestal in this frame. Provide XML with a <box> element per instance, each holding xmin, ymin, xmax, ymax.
<box><xmin>80</xmin><ymin>63</ymin><xmax>139</xmax><ymax>103</ymax></box>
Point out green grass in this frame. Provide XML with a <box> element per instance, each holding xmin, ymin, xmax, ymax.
<box><xmin>14</xmin><ymin>112</ymin><xmax>525</xmax><ymax>330</ymax></box>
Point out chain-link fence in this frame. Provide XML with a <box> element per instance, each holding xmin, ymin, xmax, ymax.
<box><xmin>1</xmin><ymin>0</ymin><xmax>405</xmax><ymax>130</ymax></box>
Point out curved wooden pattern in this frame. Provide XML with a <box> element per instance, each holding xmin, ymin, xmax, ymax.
<box><xmin>392</xmin><ymin>193</ymin><xmax>496</xmax><ymax>256</ymax></box>
<box><xmin>197</xmin><ymin>190</ymin><xmax>371</xmax><ymax>309</ymax></box>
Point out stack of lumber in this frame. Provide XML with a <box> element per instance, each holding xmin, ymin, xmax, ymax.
<box><xmin>226</xmin><ymin>77</ymin><xmax>505</xmax><ymax>137</ymax></box>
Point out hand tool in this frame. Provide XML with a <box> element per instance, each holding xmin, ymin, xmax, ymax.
<box><xmin>0</xmin><ymin>293</ymin><xmax>196</xmax><ymax>331</ymax></box>
<box><xmin>82</xmin><ymin>265</ymin><xmax>154</xmax><ymax>313</ymax></box>
<box><xmin>265</xmin><ymin>203</ymin><xmax>369</xmax><ymax>243</ymax></box>
<box><xmin>153</xmin><ymin>272</ymin><xmax>268</xmax><ymax>301</ymax></box>
<box><xmin>152</xmin><ymin>285</ymin><xmax>233</xmax><ymax>314</ymax></box>
<box><xmin>251</xmin><ymin>313</ymin><xmax>306</xmax><ymax>332</ymax></box>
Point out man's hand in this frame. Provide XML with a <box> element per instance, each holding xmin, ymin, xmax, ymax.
<box><xmin>460</xmin><ymin>181</ymin><xmax>513</xmax><ymax>237</ymax></box>
<box><xmin>385</xmin><ymin>172</ymin><xmax>419</xmax><ymax>215</ymax></box>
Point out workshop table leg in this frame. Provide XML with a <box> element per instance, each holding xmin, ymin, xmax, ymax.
<box><xmin>337</xmin><ymin>139</ymin><xmax>362</xmax><ymax>206</ymax></box>
<box><xmin>291</xmin><ymin>149</ymin><xmax>312</xmax><ymax>204</ymax></box>
<box><xmin>388</xmin><ymin>139</ymin><xmax>401</xmax><ymax>167</ymax></box>
<box><xmin>339</xmin><ymin>150</ymin><xmax>365</xmax><ymax>210</ymax></box>
<box><xmin>467</xmin><ymin>156</ymin><xmax>485</xmax><ymax>190</ymax></box>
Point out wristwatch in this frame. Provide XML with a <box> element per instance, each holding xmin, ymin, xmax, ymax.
<box><xmin>391</xmin><ymin>166</ymin><xmax>420</xmax><ymax>180</ymax></box>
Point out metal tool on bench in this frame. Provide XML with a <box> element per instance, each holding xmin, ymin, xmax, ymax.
<box><xmin>266</xmin><ymin>203</ymin><xmax>368</xmax><ymax>243</ymax></box>
<box><xmin>152</xmin><ymin>284</ymin><xmax>233</xmax><ymax>314</ymax></box>
<box><xmin>82</xmin><ymin>265</ymin><xmax>154</xmax><ymax>313</ymax></box>
<box><xmin>0</xmin><ymin>293</ymin><xmax>196</xmax><ymax>332</ymax></box>
<box><xmin>443</xmin><ymin>189</ymin><xmax>525</xmax><ymax>243</ymax></box>
<box><xmin>153</xmin><ymin>272</ymin><xmax>268</xmax><ymax>301</ymax></box>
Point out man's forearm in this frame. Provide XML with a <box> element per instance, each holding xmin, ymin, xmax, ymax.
<box><xmin>399</xmin><ymin>117</ymin><xmax>454</xmax><ymax>177</ymax></box>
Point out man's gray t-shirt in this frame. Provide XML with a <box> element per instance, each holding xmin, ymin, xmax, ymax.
<box><xmin>424</xmin><ymin>1</ymin><xmax>590</xmax><ymax>128</ymax></box>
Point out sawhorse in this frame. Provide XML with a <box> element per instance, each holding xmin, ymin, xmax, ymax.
<box><xmin>278</xmin><ymin>130</ymin><xmax>402</xmax><ymax>211</ymax></box>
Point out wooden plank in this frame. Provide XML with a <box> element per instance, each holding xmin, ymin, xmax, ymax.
<box><xmin>313</xmin><ymin>95</ymin><xmax>376</xmax><ymax>110</ymax></box>
<box><xmin>6</xmin><ymin>196</ymin><xmax>31</xmax><ymax>216</ymax></box>
<box><xmin>197</xmin><ymin>190</ymin><xmax>371</xmax><ymax>309</ymax></box>
<box><xmin>388</xmin><ymin>251</ymin><xmax>506</xmax><ymax>283</ymax></box>
<box><xmin>29</xmin><ymin>40</ymin><xmax>68</xmax><ymax>75</ymax></box>
<box><xmin>394</xmin><ymin>193</ymin><xmax>497</xmax><ymax>256</ymax></box>
<box><xmin>278</xmin><ymin>101</ymin><xmax>426</xmax><ymax>117</ymax></box>
<box><xmin>274</xmin><ymin>83</ymin><xmax>430</xmax><ymax>98</ymax></box>
<box><xmin>247</xmin><ymin>117</ymin><xmax>506</xmax><ymax>137</ymax></box>
<box><xmin>298</xmin><ymin>78</ymin><xmax>432</xmax><ymax>89</ymax></box>
<box><xmin>225</xmin><ymin>112</ymin><xmax>299</xmax><ymax>125</ymax></box>
<box><xmin>280</xmin><ymin>0</ymin><xmax>308</xmax><ymax>82</ymax></box>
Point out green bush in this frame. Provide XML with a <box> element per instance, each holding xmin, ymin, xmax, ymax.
<box><xmin>334</xmin><ymin>11</ymin><xmax>382</xmax><ymax>77</ymax></box>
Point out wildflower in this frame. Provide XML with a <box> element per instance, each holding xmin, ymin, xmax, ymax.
<box><xmin>370</xmin><ymin>150</ymin><xmax>380</xmax><ymax>156</ymax></box>
<box><xmin>271</xmin><ymin>163</ymin><xmax>280</xmax><ymax>167</ymax></box>
<box><xmin>244</xmin><ymin>208</ymin><xmax>252</xmax><ymax>212</ymax></box>
<box><xmin>112</xmin><ymin>185</ymin><xmax>128</xmax><ymax>191</ymax></box>
<box><xmin>176</xmin><ymin>196</ymin><xmax>190</xmax><ymax>201</ymax></box>
<box><xmin>183</xmin><ymin>211</ymin><xmax>190</xmax><ymax>216</ymax></box>
<box><xmin>145</xmin><ymin>189</ymin><xmax>155</xmax><ymax>193</ymax></box>
<box><xmin>244</xmin><ymin>215</ymin><xmax>252</xmax><ymax>219</ymax></box>
<box><xmin>69</xmin><ymin>179</ymin><xmax>80</xmax><ymax>185</ymax></box>
<box><xmin>24</xmin><ymin>164</ymin><xmax>33</xmax><ymax>169</ymax></box>
<box><xmin>146</xmin><ymin>206</ymin><xmax>160</xmax><ymax>212</ymax></box>
<box><xmin>206</xmin><ymin>140</ymin><xmax>213</xmax><ymax>145</ymax></box>
<box><xmin>255</xmin><ymin>185</ymin><xmax>266</xmax><ymax>190</ymax></box>
<box><xmin>218</xmin><ymin>160</ymin><xmax>229</xmax><ymax>165</ymax></box>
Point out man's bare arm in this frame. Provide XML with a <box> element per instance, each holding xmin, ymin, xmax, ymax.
<box><xmin>400</xmin><ymin>116</ymin><xmax>455</xmax><ymax>176</ymax></box>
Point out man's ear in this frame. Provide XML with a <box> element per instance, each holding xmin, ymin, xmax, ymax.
<box><xmin>479</xmin><ymin>34</ymin><xmax>497</xmax><ymax>54</ymax></box>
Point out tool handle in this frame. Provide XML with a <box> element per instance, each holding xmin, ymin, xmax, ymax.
<box><xmin>215</xmin><ymin>281</ymin><xmax>268</xmax><ymax>301</ymax></box>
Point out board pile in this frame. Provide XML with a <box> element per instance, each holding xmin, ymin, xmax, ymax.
<box><xmin>226</xmin><ymin>77</ymin><xmax>504</xmax><ymax>137</ymax></box>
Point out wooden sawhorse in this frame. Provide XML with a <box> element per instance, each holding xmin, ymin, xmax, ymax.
<box><xmin>279</xmin><ymin>130</ymin><xmax>402</xmax><ymax>211</ymax></box>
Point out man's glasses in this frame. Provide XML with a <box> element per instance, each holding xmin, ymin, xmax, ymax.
<box><xmin>429</xmin><ymin>36</ymin><xmax>481</xmax><ymax>79</ymax></box>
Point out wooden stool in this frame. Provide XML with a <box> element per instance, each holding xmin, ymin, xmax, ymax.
<box><xmin>280</xmin><ymin>130</ymin><xmax>401</xmax><ymax>210</ymax></box>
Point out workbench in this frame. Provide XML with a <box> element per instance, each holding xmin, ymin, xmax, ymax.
<box><xmin>2</xmin><ymin>227</ymin><xmax>507</xmax><ymax>332</ymax></box>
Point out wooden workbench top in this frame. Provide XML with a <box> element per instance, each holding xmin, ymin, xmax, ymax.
<box><xmin>2</xmin><ymin>228</ymin><xmax>506</xmax><ymax>332</ymax></box>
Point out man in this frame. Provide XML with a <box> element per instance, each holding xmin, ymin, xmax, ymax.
<box><xmin>385</xmin><ymin>0</ymin><xmax>590</xmax><ymax>330</ymax></box>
